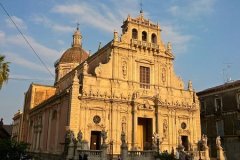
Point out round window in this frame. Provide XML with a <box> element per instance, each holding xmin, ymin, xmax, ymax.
<box><xmin>181</xmin><ymin>122</ymin><xmax>187</xmax><ymax>129</ymax></box>
<box><xmin>93</xmin><ymin>115</ymin><xmax>101</xmax><ymax>124</ymax></box>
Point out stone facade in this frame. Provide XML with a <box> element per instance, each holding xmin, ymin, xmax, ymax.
<box><xmin>12</xmin><ymin>110</ymin><xmax>23</xmax><ymax>141</ymax></box>
<box><xmin>14</xmin><ymin>13</ymin><xmax>201</xmax><ymax>156</ymax></box>
<box><xmin>197</xmin><ymin>80</ymin><xmax>240</xmax><ymax>160</ymax></box>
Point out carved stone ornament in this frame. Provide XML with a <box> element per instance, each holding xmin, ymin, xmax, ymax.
<box><xmin>162</xmin><ymin>68</ymin><xmax>166</xmax><ymax>82</ymax></box>
<box><xmin>93</xmin><ymin>115</ymin><xmax>101</xmax><ymax>124</ymax></box>
<box><xmin>122</xmin><ymin>61</ymin><xmax>127</xmax><ymax>79</ymax></box>
<box><xmin>95</xmin><ymin>63</ymin><xmax>102</xmax><ymax>77</ymax></box>
<box><xmin>178</xmin><ymin>129</ymin><xmax>190</xmax><ymax>135</ymax></box>
<box><xmin>181</xmin><ymin>122</ymin><xmax>187</xmax><ymax>129</ymax></box>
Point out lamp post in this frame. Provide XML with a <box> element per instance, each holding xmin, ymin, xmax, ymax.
<box><xmin>157</xmin><ymin>137</ymin><xmax>160</xmax><ymax>156</ymax></box>
<box><xmin>198</xmin><ymin>141</ymin><xmax>202</xmax><ymax>160</ymax></box>
<box><xmin>110</xmin><ymin>140</ymin><xmax>113</xmax><ymax>160</ymax></box>
<box><xmin>154</xmin><ymin>133</ymin><xmax>161</xmax><ymax>160</ymax></box>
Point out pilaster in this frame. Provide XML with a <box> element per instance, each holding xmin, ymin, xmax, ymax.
<box><xmin>68</xmin><ymin>71</ymin><xmax>80</xmax><ymax>136</ymax></box>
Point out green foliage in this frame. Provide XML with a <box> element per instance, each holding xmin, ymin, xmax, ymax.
<box><xmin>0</xmin><ymin>55</ymin><xmax>10</xmax><ymax>90</ymax></box>
<box><xmin>0</xmin><ymin>139</ymin><xmax>29</xmax><ymax>160</ymax></box>
<box><xmin>156</xmin><ymin>152</ymin><xmax>177</xmax><ymax>160</ymax></box>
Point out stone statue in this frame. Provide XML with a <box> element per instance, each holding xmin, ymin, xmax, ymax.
<box><xmin>201</xmin><ymin>134</ymin><xmax>208</xmax><ymax>147</ymax></box>
<box><xmin>64</xmin><ymin>129</ymin><xmax>75</xmax><ymax>155</ymax></box>
<box><xmin>121</xmin><ymin>131</ymin><xmax>126</xmax><ymax>144</ymax></box>
<box><xmin>166</xmin><ymin>42</ymin><xmax>172</xmax><ymax>54</ymax></box>
<box><xmin>188</xmin><ymin>80</ymin><xmax>193</xmax><ymax>91</ymax></box>
<box><xmin>0</xmin><ymin>118</ymin><xmax>3</xmax><ymax>126</ymax></box>
<box><xmin>83</xmin><ymin>61</ymin><xmax>89</xmax><ymax>74</ymax></box>
<box><xmin>65</xmin><ymin>130</ymin><xmax>71</xmax><ymax>144</ymax></box>
<box><xmin>152</xmin><ymin>132</ymin><xmax>159</xmax><ymax>145</ymax></box>
<box><xmin>77</xmin><ymin>130</ymin><xmax>83</xmax><ymax>142</ymax></box>
<box><xmin>101</xmin><ymin>129</ymin><xmax>107</xmax><ymax>144</ymax></box>
<box><xmin>163</xmin><ymin>119</ymin><xmax>168</xmax><ymax>138</ymax></box>
<box><xmin>216</xmin><ymin>136</ymin><xmax>222</xmax><ymax>149</ymax></box>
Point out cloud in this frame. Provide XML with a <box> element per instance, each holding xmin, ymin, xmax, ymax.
<box><xmin>161</xmin><ymin>24</ymin><xmax>193</xmax><ymax>54</ymax></box>
<box><xmin>5</xmin><ymin>16</ymin><xmax>27</xmax><ymax>30</ymax></box>
<box><xmin>0</xmin><ymin>31</ymin><xmax>59</xmax><ymax>74</ymax></box>
<box><xmin>51</xmin><ymin>1</ymin><xmax>138</xmax><ymax>33</ymax></box>
<box><xmin>0</xmin><ymin>31</ymin><xmax>5</xmax><ymax>44</ymax></box>
<box><xmin>168</xmin><ymin>0</ymin><xmax>216</xmax><ymax>19</ymax></box>
<box><xmin>52</xmin><ymin>3</ymin><xmax>118</xmax><ymax>32</ymax></box>
<box><xmin>32</xmin><ymin>15</ymin><xmax>74</xmax><ymax>32</ymax></box>
<box><xmin>57</xmin><ymin>39</ymin><xmax>64</xmax><ymax>45</ymax></box>
<box><xmin>6</xmin><ymin>52</ymin><xmax>54</xmax><ymax>74</ymax></box>
<box><xmin>6</xmin><ymin>34</ymin><xmax>59</xmax><ymax>62</ymax></box>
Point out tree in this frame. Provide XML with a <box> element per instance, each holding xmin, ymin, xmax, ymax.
<box><xmin>0</xmin><ymin>139</ymin><xmax>30</xmax><ymax>160</ymax></box>
<box><xmin>0</xmin><ymin>55</ymin><xmax>10</xmax><ymax>89</ymax></box>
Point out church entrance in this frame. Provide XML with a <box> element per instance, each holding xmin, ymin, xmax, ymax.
<box><xmin>90</xmin><ymin>131</ymin><xmax>101</xmax><ymax>150</ymax></box>
<box><xmin>181</xmin><ymin>136</ymin><xmax>189</xmax><ymax>151</ymax></box>
<box><xmin>137</xmin><ymin>117</ymin><xmax>153</xmax><ymax>150</ymax></box>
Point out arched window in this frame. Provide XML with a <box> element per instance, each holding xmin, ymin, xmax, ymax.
<box><xmin>151</xmin><ymin>33</ymin><xmax>157</xmax><ymax>43</ymax></box>
<box><xmin>142</xmin><ymin>31</ymin><xmax>147</xmax><ymax>41</ymax></box>
<box><xmin>52</xmin><ymin>110</ymin><xmax>57</xmax><ymax>120</ymax></box>
<box><xmin>132</xmin><ymin>29</ymin><xmax>138</xmax><ymax>39</ymax></box>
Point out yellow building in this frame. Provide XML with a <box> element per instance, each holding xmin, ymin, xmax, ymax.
<box><xmin>16</xmin><ymin>12</ymin><xmax>201</xmax><ymax>155</ymax></box>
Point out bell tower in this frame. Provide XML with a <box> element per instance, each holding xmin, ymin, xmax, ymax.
<box><xmin>120</xmin><ymin>12</ymin><xmax>168</xmax><ymax>54</ymax></box>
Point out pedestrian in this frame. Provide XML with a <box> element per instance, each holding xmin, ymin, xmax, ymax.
<box><xmin>83</xmin><ymin>154</ymin><xmax>88</xmax><ymax>160</ymax></box>
<box><xmin>79</xmin><ymin>154</ymin><xmax>83</xmax><ymax>160</ymax></box>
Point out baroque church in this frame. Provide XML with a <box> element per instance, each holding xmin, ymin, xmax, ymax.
<box><xmin>15</xmin><ymin>12</ymin><xmax>201</xmax><ymax>155</ymax></box>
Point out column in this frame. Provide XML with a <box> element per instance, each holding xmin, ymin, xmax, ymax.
<box><xmin>154</xmin><ymin>97</ymin><xmax>159</xmax><ymax>133</ymax></box>
<box><xmin>47</xmin><ymin>110</ymin><xmax>52</xmax><ymax>151</ymax></box>
<box><xmin>131</xmin><ymin>100</ymin><xmax>137</xmax><ymax>150</ymax></box>
<box><xmin>55</xmin><ymin>109</ymin><xmax>60</xmax><ymax>152</ymax></box>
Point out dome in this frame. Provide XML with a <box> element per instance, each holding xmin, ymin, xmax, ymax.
<box><xmin>58</xmin><ymin>26</ymin><xmax>88</xmax><ymax>64</ymax></box>
<box><xmin>59</xmin><ymin>46</ymin><xmax>88</xmax><ymax>64</ymax></box>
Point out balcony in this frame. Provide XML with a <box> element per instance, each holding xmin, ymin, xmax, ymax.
<box><xmin>131</xmin><ymin>39</ymin><xmax>159</xmax><ymax>51</ymax></box>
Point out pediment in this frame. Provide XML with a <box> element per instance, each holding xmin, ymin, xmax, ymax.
<box><xmin>135</xmin><ymin>59</ymin><xmax>154</xmax><ymax>65</ymax></box>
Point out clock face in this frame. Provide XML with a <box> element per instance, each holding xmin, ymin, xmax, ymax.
<box><xmin>181</xmin><ymin>122</ymin><xmax>187</xmax><ymax>129</ymax></box>
<box><xmin>93</xmin><ymin>115</ymin><xmax>101</xmax><ymax>124</ymax></box>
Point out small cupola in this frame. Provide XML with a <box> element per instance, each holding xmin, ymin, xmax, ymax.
<box><xmin>72</xmin><ymin>26</ymin><xmax>82</xmax><ymax>47</ymax></box>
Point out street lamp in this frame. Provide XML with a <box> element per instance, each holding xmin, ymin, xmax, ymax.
<box><xmin>157</xmin><ymin>137</ymin><xmax>160</xmax><ymax>156</ymax></box>
<box><xmin>198</xmin><ymin>141</ymin><xmax>202</xmax><ymax>160</ymax></box>
<box><xmin>110</xmin><ymin>140</ymin><xmax>113</xmax><ymax>160</ymax></box>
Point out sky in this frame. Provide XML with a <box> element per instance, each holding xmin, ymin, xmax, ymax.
<box><xmin>0</xmin><ymin>0</ymin><xmax>240</xmax><ymax>124</ymax></box>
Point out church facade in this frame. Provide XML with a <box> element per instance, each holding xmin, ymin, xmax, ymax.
<box><xmin>15</xmin><ymin>13</ymin><xmax>201</xmax><ymax>155</ymax></box>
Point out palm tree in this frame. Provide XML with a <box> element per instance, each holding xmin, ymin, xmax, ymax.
<box><xmin>0</xmin><ymin>55</ymin><xmax>10</xmax><ymax>89</ymax></box>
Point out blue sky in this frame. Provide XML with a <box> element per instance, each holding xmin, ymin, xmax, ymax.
<box><xmin>0</xmin><ymin>0</ymin><xmax>240</xmax><ymax>124</ymax></box>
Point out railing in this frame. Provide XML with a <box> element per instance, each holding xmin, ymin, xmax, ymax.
<box><xmin>131</xmin><ymin>39</ymin><xmax>159</xmax><ymax>51</ymax></box>
<box><xmin>128</xmin><ymin>150</ymin><xmax>155</xmax><ymax>159</ymax></box>
<box><xmin>187</xmin><ymin>151</ymin><xmax>206</xmax><ymax>159</ymax></box>
<box><xmin>77</xmin><ymin>150</ymin><xmax>102</xmax><ymax>160</ymax></box>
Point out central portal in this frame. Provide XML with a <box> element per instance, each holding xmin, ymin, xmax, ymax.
<box><xmin>181</xmin><ymin>136</ymin><xmax>189</xmax><ymax>151</ymax></box>
<box><xmin>90</xmin><ymin>131</ymin><xmax>101</xmax><ymax>150</ymax></box>
<box><xmin>137</xmin><ymin>117</ymin><xmax>153</xmax><ymax>150</ymax></box>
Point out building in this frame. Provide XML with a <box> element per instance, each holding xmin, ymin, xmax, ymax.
<box><xmin>0</xmin><ymin>118</ymin><xmax>12</xmax><ymax>139</ymax></box>
<box><xmin>14</xmin><ymin>12</ymin><xmax>201</xmax><ymax>156</ymax></box>
<box><xmin>12</xmin><ymin>110</ymin><xmax>23</xmax><ymax>141</ymax></box>
<box><xmin>197</xmin><ymin>80</ymin><xmax>240</xmax><ymax>160</ymax></box>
